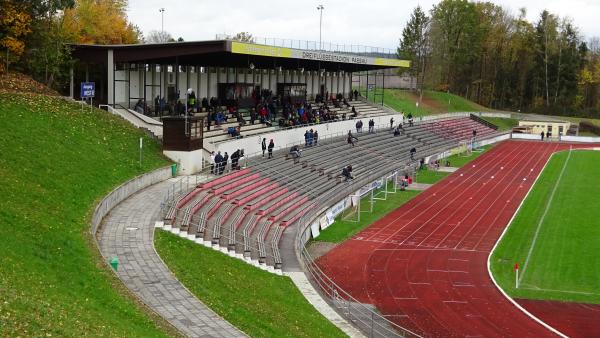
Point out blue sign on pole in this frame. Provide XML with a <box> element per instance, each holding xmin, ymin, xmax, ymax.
<box><xmin>80</xmin><ymin>82</ymin><xmax>95</xmax><ymax>98</ymax></box>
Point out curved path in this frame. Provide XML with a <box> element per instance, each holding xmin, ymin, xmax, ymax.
<box><xmin>97</xmin><ymin>178</ymin><xmax>246</xmax><ymax>337</ymax></box>
<box><xmin>317</xmin><ymin>141</ymin><xmax>597</xmax><ymax>337</ymax></box>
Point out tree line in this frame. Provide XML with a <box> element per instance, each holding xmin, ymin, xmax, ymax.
<box><xmin>398</xmin><ymin>0</ymin><xmax>600</xmax><ymax>117</ymax></box>
<box><xmin>0</xmin><ymin>0</ymin><xmax>140</xmax><ymax>89</ymax></box>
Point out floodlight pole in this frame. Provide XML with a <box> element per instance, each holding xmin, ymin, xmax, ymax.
<box><xmin>159</xmin><ymin>8</ymin><xmax>165</xmax><ymax>34</ymax></box>
<box><xmin>317</xmin><ymin>5</ymin><xmax>324</xmax><ymax>50</ymax></box>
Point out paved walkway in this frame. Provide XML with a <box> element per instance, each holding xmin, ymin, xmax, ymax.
<box><xmin>406</xmin><ymin>182</ymin><xmax>433</xmax><ymax>191</ymax></box>
<box><xmin>97</xmin><ymin>178</ymin><xmax>245</xmax><ymax>338</ymax></box>
<box><xmin>438</xmin><ymin>166</ymin><xmax>459</xmax><ymax>173</ymax></box>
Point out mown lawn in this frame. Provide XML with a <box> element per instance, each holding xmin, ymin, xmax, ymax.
<box><xmin>480</xmin><ymin>116</ymin><xmax>520</xmax><ymax>131</ymax></box>
<box><xmin>414</xmin><ymin>168</ymin><xmax>449</xmax><ymax>184</ymax></box>
<box><xmin>381</xmin><ymin>89</ymin><xmax>431</xmax><ymax>117</ymax></box>
<box><xmin>0</xmin><ymin>94</ymin><xmax>174</xmax><ymax>337</ymax></box>
<box><xmin>372</xmin><ymin>89</ymin><xmax>486</xmax><ymax>117</ymax></box>
<box><xmin>154</xmin><ymin>231</ymin><xmax>346</xmax><ymax>337</ymax></box>
<box><xmin>491</xmin><ymin>150</ymin><xmax>600</xmax><ymax>304</ymax></box>
<box><xmin>425</xmin><ymin>90</ymin><xmax>487</xmax><ymax>113</ymax></box>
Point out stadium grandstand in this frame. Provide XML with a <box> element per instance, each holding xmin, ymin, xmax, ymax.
<box><xmin>68</xmin><ymin>37</ymin><xmax>515</xmax><ymax>337</ymax></box>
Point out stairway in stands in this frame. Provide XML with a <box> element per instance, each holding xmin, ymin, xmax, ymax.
<box><xmin>162</xmin><ymin>118</ymin><xmax>494</xmax><ymax>273</ymax></box>
<box><xmin>421</xmin><ymin>116</ymin><xmax>499</xmax><ymax>141</ymax></box>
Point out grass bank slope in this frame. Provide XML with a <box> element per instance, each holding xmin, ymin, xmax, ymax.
<box><xmin>491</xmin><ymin>150</ymin><xmax>600</xmax><ymax>304</ymax></box>
<box><xmin>0</xmin><ymin>93</ymin><xmax>173</xmax><ymax>336</ymax></box>
<box><xmin>155</xmin><ymin>231</ymin><xmax>346</xmax><ymax>337</ymax></box>
<box><xmin>379</xmin><ymin>89</ymin><xmax>487</xmax><ymax>117</ymax></box>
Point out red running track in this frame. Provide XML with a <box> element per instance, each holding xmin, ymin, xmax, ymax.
<box><xmin>317</xmin><ymin>140</ymin><xmax>598</xmax><ymax>337</ymax></box>
<box><xmin>517</xmin><ymin>299</ymin><xmax>600</xmax><ymax>338</ymax></box>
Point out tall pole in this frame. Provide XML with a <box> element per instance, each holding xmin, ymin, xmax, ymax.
<box><xmin>317</xmin><ymin>5</ymin><xmax>324</xmax><ymax>50</ymax></box>
<box><xmin>159</xmin><ymin>8</ymin><xmax>165</xmax><ymax>34</ymax></box>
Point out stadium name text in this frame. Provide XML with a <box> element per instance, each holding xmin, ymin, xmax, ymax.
<box><xmin>301</xmin><ymin>51</ymin><xmax>367</xmax><ymax>64</ymax></box>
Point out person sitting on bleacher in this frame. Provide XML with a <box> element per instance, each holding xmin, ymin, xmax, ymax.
<box><xmin>216</xmin><ymin>111</ymin><xmax>227</xmax><ymax>125</ymax></box>
<box><xmin>407</xmin><ymin>112</ymin><xmax>414</xmax><ymax>127</ymax></box>
<box><xmin>410</xmin><ymin>147</ymin><xmax>417</xmax><ymax>160</ymax></box>
<box><xmin>289</xmin><ymin>145</ymin><xmax>302</xmax><ymax>162</ymax></box>
<box><xmin>351</xmin><ymin>106</ymin><xmax>358</xmax><ymax>118</ymax></box>
<box><xmin>342</xmin><ymin>165</ymin><xmax>354</xmax><ymax>182</ymax></box>
<box><xmin>394</xmin><ymin>126</ymin><xmax>401</xmax><ymax>137</ymax></box>
<box><xmin>343</xmin><ymin>97</ymin><xmax>351</xmax><ymax>108</ymax></box>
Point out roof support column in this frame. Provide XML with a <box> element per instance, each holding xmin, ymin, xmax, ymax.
<box><xmin>107</xmin><ymin>49</ymin><xmax>114</xmax><ymax>106</ymax></box>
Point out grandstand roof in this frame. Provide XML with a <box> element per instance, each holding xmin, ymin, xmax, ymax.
<box><xmin>70</xmin><ymin>40</ymin><xmax>409</xmax><ymax>72</ymax></box>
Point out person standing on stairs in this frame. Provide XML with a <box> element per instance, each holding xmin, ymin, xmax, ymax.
<box><xmin>268</xmin><ymin>139</ymin><xmax>275</xmax><ymax>159</ymax></box>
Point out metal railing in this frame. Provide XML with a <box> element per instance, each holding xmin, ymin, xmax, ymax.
<box><xmin>292</xmin><ymin>168</ymin><xmax>422</xmax><ymax>338</ymax></box>
<box><xmin>216</xmin><ymin>34</ymin><xmax>397</xmax><ymax>59</ymax></box>
<box><xmin>162</xmin><ymin>116</ymin><xmax>491</xmax><ymax>337</ymax></box>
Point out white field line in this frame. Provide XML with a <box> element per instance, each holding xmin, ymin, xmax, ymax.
<box><xmin>519</xmin><ymin>146</ymin><xmax>572</xmax><ymax>284</ymax></box>
<box><xmin>519</xmin><ymin>284</ymin><xmax>600</xmax><ymax>296</ymax></box>
<box><xmin>487</xmin><ymin>143</ymin><xmax>567</xmax><ymax>338</ymax></box>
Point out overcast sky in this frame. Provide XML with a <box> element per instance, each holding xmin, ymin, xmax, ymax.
<box><xmin>127</xmin><ymin>0</ymin><xmax>600</xmax><ymax>49</ymax></box>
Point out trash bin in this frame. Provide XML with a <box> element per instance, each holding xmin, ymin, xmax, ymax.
<box><xmin>171</xmin><ymin>163</ymin><xmax>177</xmax><ymax>177</ymax></box>
<box><xmin>110</xmin><ymin>257</ymin><xmax>119</xmax><ymax>271</ymax></box>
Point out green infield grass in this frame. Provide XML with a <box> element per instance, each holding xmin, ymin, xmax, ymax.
<box><xmin>491</xmin><ymin>150</ymin><xmax>600</xmax><ymax>304</ymax></box>
<box><xmin>154</xmin><ymin>231</ymin><xmax>345</xmax><ymax>337</ymax></box>
<box><xmin>0</xmin><ymin>93</ymin><xmax>174</xmax><ymax>336</ymax></box>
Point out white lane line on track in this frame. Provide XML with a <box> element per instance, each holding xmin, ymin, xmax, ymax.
<box><xmin>519</xmin><ymin>146</ymin><xmax>572</xmax><ymax>284</ymax></box>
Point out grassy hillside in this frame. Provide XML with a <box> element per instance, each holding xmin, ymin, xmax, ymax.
<box><xmin>491</xmin><ymin>150</ymin><xmax>600</xmax><ymax>304</ymax></box>
<box><xmin>0</xmin><ymin>93</ymin><xmax>174</xmax><ymax>336</ymax></box>
<box><xmin>155</xmin><ymin>231</ymin><xmax>346</xmax><ymax>337</ymax></box>
<box><xmin>375</xmin><ymin>89</ymin><xmax>487</xmax><ymax>117</ymax></box>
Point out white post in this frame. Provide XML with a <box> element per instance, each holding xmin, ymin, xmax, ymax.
<box><xmin>515</xmin><ymin>266</ymin><xmax>519</xmax><ymax>289</ymax></box>
<box><xmin>139</xmin><ymin>137</ymin><xmax>143</xmax><ymax>168</ymax></box>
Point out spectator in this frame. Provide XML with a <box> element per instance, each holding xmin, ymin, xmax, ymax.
<box><xmin>231</xmin><ymin>149</ymin><xmax>242</xmax><ymax>170</ymax></box>
<box><xmin>541</xmin><ymin>131</ymin><xmax>544</xmax><ymax>140</ymax></box>
<box><xmin>304</xmin><ymin>130</ymin><xmax>310</xmax><ymax>147</ymax></box>
<box><xmin>546</xmin><ymin>131</ymin><xmax>550</xmax><ymax>139</ymax></box>
<box><xmin>221</xmin><ymin>152</ymin><xmax>229</xmax><ymax>174</ymax></box>
<box><xmin>368</xmin><ymin>119</ymin><xmax>375</xmax><ymax>133</ymax></box>
<box><xmin>289</xmin><ymin>145</ymin><xmax>302</xmax><ymax>163</ymax></box>
<box><xmin>206</xmin><ymin>111</ymin><xmax>212</xmax><ymax>131</ymax></box>
<box><xmin>214</xmin><ymin>151</ymin><xmax>223</xmax><ymax>175</ymax></box>
<box><xmin>342</xmin><ymin>165</ymin><xmax>353</xmax><ymax>181</ymax></box>
<box><xmin>268</xmin><ymin>139</ymin><xmax>275</xmax><ymax>159</ymax></box>
<box><xmin>353</xmin><ymin>89</ymin><xmax>358</xmax><ymax>100</ymax></box>
<box><xmin>347</xmin><ymin>130</ymin><xmax>358</xmax><ymax>147</ymax></box>
<box><xmin>390</xmin><ymin>117</ymin><xmax>394</xmax><ymax>129</ymax></box>
<box><xmin>407</xmin><ymin>112</ymin><xmax>414</xmax><ymax>127</ymax></box>
<box><xmin>410</xmin><ymin>147</ymin><xmax>416</xmax><ymax>160</ymax></box>
<box><xmin>472</xmin><ymin>129</ymin><xmax>477</xmax><ymax>138</ymax></box>
<box><xmin>308</xmin><ymin>129</ymin><xmax>314</xmax><ymax>146</ymax></box>
<box><xmin>351</xmin><ymin>106</ymin><xmax>358</xmax><ymax>118</ymax></box>
<box><xmin>314</xmin><ymin>130</ymin><xmax>318</xmax><ymax>146</ymax></box>
<box><xmin>262</xmin><ymin>138</ymin><xmax>267</xmax><ymax>157</ymax></box>
<box><xmin>394</xmin><ymin>127</ymin><xmax>401</xmax><ymax>137</ymax></box>
<box><xmin>201</xmin><ymin>97</ymin><xmax>209</xmax><ymax>112</ymax></box>
<box><xmin>210</xmin><ymin>151</ymin><xmax>215</xmax><ymax>174</ymax></box>
<box><xmin>419</xmin><ymin>158</ymin><xmax>425</xmax><ymax>170</ymax></box>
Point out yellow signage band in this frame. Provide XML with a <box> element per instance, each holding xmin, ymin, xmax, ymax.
<box><xmin>231</xmin><ymin>41</ymin><xmax>410</xmax><ymax>68</ymax></box>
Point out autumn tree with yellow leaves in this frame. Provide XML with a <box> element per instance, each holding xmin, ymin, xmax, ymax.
<box><xmin>0</xmin><ymin>0</ymin><xmax>140</xmax><ymax>88</ymax></box>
